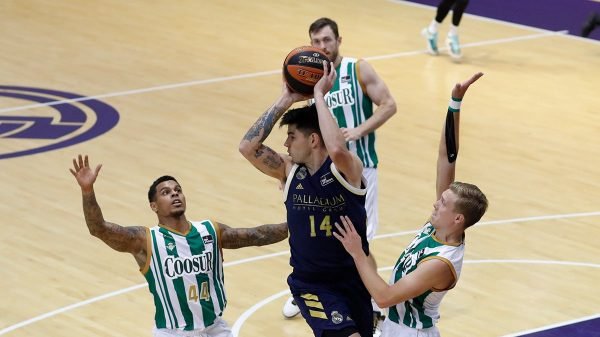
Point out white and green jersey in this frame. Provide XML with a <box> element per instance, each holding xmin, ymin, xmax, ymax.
<box><xmin>387</xmin><ymin>222</ymin><xmax>464</xmax><ymax>329</ymax></box>
<box><xmin>325</xmin><ymin>57</ymin><xmax>377</xmax><ymax>168</ymax></box>
<box><xmin>142</xmin><ymin>220</ymin><xmax>226</xmax><ymax>331</ymax></box>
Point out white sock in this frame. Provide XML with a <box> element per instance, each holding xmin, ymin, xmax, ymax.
<box><xmin>428</xmin><ymin>20</ymin><xmax>439</xmax><ymax>34</ymax></box>
<box><xmin>449</xmin><ymin>24</ymin><xmax>459</xmax><ymax>36</ymax></box>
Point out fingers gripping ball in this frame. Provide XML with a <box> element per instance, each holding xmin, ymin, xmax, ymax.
<box><xmin>283</xmin><ymin>46</ymin><xmax>330</xmax><ymax>95</ymax></box>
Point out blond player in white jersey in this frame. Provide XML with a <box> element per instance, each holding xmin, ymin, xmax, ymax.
<box><xmin>70</xmin><ymin>155</ymin><xmax>289</xmax><ymax>336</ymax></box>
<box><xmin>333</xmin><ymin>73</ymin><xmax>488</xmax><ymax>337</ymax></box>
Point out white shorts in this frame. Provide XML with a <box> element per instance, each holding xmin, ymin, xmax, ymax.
<box><xmin>363</xmin><ymin>167</ymin><xmax>378</xmax><ymax>240</ymax></box>
<box><xmin>153</xmin><ymin>318</ymin><xmax>232</xmax><ymax>337</ymax></box>
<box><xmin>381</xmin><ymin>319</ymin><xmax>440</xmax><ymax>337</ymax></box>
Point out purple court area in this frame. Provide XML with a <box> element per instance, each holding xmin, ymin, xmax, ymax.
<box><xmin>405</xmin><ymin>0</ymin><xmax>600</xmax><ymax>40</ymax></box>
<box><xmin>517</xmin><ymin>317</ymin><xmax>600</xmax><ymax>337</ymax></box>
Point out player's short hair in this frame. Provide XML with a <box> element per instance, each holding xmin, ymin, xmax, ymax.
<box><xmin>148</xmin><ymin>175</ymin><xmax>179</xmax><ymax>202</ymax></box>
<box><xmin>450</xmin><ymin>181</ymin><xmax>488</xmax><ymax>229</ymax></box>
<box><xmin>280</xmin><ymin>104</ymin><xmax>322</xmax><ymax>139</ymax></box>
<box><xmin>309</xmin><ymin>17</ymin><xmax>339</xmax><ymax>39</ymax></box>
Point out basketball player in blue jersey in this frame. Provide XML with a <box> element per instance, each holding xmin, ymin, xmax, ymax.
<box><xmin>333</xmin><ymin>73</ymin><xmax>488</xmax><ymax>337</ymax></box>
<box><xmin>239</xmin><ymin>62</ymin><xmax>373</xmax><ymax>337</ymax></box>
<box><xmin>302</xmin><ymin>17</ymin><xmax>397</xmax><ymax>333</ymax></box>
<box><xmin>70</xmin><ymin>155</ymin><xmax>289</xmax><ymax>337</ymax></box>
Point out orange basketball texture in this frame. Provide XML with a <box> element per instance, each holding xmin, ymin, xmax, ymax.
<box><xmin>283</xmin><ymin>46</ymin><xmax>330</xmax><ymax>95</ymax></box>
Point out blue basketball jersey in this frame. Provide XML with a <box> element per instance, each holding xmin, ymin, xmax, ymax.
<box><xmin>283</xmin><ymin>157</ymin><xmax>369</xmax><ymax>277</ymax></box>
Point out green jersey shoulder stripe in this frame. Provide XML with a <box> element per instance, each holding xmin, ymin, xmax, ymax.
<box><xmin>388</xmin><ymin>222</ymin><xmax>464</xmax><ymax>329</ymax></box>
<box><xmin>143</xmin><ymin>220</ymin><xmax>226</xmax><ymax>331</ymax></box>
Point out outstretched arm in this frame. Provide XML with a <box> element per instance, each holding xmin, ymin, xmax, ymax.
<box><xmin>334</xmin><ymin>216</ymin><xmax>453</xmax><ymax>308</ymax></box>
<box><xmin>218</xmin><ymin>222</ymin><xmax>288</xmax><ymax>249</ymax></box>
<box><xmin>341</xmin><ymin>60</ymin><xmax>396</xmax><ymax>142</ymax></box>
<box><xmin>70</xmin><ymin>155</ymin><xmax>147</xmax><ymax>267</ymax></box>
<box><xmin>314</xmin><ymin>62</ymin><xmax>363</xmax><ymax>186</ymax></box>
<box><xmin>436</xmin><ymin>72</ymin><xmax>484</xmax><ymax>199</ymax></box>
<box><xmin>239</xmin><ymin>84</ymin><xmax>307</xmax><ymax>181</ymax></box>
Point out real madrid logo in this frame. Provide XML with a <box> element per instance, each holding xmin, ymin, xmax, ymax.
<box><xmin>295</xmin><ymin>166</ymin><xmax>307</xmax><ymax>180</ymax></box>
<box><xmin>331</xmin><ymin>311</ymin><xmax>343</xmax><ymax>324</ymax></box>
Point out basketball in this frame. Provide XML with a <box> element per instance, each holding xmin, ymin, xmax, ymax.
<box><xmin>282</xmin><ymin>46</ymin><xmax>330</xmax><ymax>95</ymax></box>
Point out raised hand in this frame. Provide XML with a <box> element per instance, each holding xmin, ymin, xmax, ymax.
<box><xmin>314</xmin><ymin>61</ymin><xmax>336</xmax><ymax>97</ymax></box>
<box><xmin>69</xmin><ymin>154</ymin><xmax>102</xmax><ymax>193</ymax></box>
<box><xmin>451</xmin><ymin>72</ymin><xmax>484</xmax><ymax>100</ymax></box>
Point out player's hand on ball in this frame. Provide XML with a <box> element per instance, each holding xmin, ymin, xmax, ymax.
<box><xmin>282</xmin><ymin>81</ymin><xmax>313</xmax><ymax>102</ymax></box>
<box><xmin>314</xmin><ymin>61</ymin><xmax>336</xmax><ymax>97</ymax></box>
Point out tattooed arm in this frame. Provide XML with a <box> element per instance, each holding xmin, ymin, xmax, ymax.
<box><xmin>218</xmin><ymin>222</ymin><xmax>289</xmax><ymax>249</ymax></box>
<box><xmin>70</xmin><ymin>155</ymin><xmax>147</xmax><ymax>267</ymax></box>
<box><xmin>239</xmin><ymin>84</ymin><xmax>309</xmax><ymax>181</ymax></box>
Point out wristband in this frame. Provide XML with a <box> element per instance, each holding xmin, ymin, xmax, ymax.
<box><xmin>449</xmin><ymin>97</ymin><xmax>462</xmax><ymax>112</ymax></box>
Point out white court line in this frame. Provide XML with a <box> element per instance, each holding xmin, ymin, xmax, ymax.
<box><xmin>390</xmin><ymin>0</ymin><xmax>600</xmax><ymax>46</ymax></box>
<box><xmin>231</xmin><ymin>289</ymin><xmax>291</xmax><ymax>337</ymax></box>
<box><xmin>1</xmin><ymin>211</ymin><xmax>599</xmax><ymax>336</ymax></box>
<box><xmin>375</xmin><ymin>210</ymin><xmax>600</xmax><ymax>240</ymax></box>
<box><xmin>232</xmin><ymin>259</ymin><xmax>600</xmax><ymax>337</ymax></box>
<box><xmin>0</xmin><ymin>284</ymin><xmax>147</xmax><ymax>336</ymax></box>
<box><xmin>0</xmin><ymin>30</ymin><xmax>566</xmax><ymax>115</ymax></box>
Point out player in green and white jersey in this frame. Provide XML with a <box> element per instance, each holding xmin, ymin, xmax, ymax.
<box><xmin>308</xmin><ymin>17</ymin><xmax>397</xmax><ymax>242</ymax></box>
<box><xmin>70</xmin><ymin>158</ymin><xmax>289</xmax><ymax>337</ymax></box>
<box><xmin>334</xmin><ymin>73</ymin><xmax>488</xmax><ymax>337</ymax></box>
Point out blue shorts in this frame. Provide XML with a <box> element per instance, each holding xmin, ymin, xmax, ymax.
<box><xmin>287</xmin><ymin>272</ymin><xmax>372</xmax><ymax>337</ymax></box>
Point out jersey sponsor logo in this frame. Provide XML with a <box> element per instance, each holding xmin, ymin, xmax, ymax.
<box><xmin>296</xmin><ymin>166</ymin><xmax>308</xmax><ymax>180</ymax></box>
<box><xmin>320</xmin><ymin>172</ymin><xmax>334</xmax><ymax>186</ymax></box>
<box><xmin>0</xmin><ymin>86</ymin><xmax>119</xmax><ymax>160</ymax></box>
<box><xmin>340</xmin><ymin>75</ymin><xmax>351</xmax><ymax>83</ymax></box>
<box><xmin>202</xmin><ymin>234</ymin><xmax>214</xmax><ymax>244</ymax></box>
<box><xmin>164</xmin><ymin>252</ymin><xmax>213</xmax><ymax>279</ymax></box>
<box><xmin>296</xmin><ymin>183</ymin><xmax>304</xmax><ymax>190</ymax></box>
<box><xmin>324</xmin><ymin>87</ymin><xmax>355</xmax><ymax>109</ymax></box>
<box><xmin>398</xmin><ymin>239</ymin><xmax>427</xmax><ymax>275</ymax></box>
<box><xmin>292</xmin><ymin>193</ymin><xmax>346</xmax><ymax>208</ymax></box>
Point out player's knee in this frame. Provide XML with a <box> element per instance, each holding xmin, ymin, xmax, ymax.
<box><xmin>322</xmin><ymin>326</ymin><xmax>359</xmax><ymax>337</ymax></box>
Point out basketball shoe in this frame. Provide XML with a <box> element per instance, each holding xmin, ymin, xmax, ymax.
<box><xmin>282</xmin><ymin>296</ymin><xmax>300</xmax><ymax>318</ymax></box>
<box><xmin>446</xmin><ymin>34</ymin><xmax>462</xmax><ymax>59</ymax></box>
<box><xmin>421</xmin><ymin>28</ymin><xmax>439</xmax><ymax>55</ymax></box>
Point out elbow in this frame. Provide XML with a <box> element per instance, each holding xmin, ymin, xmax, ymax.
<box><xmin>238</xmin><ymin>140</ymin><xmax>254</xmax><ymax>159</ymax></box>
<box><xmin>328</xmin><ymin>146</ymin><xmax>348</xmax><ymax>161</ymax></box>
<box><xmin>373</xmin><ymin>293</ymin><xmax>398</xmax><ymax>309</ymax></box>
<box><xmin>88</xmin><ymin>225</ymin><xmax>104</xmax><ymax>239</ymax></box>
<box><xmin>387</xmin><ymin>100</ymin><xmax>397</xmax><ymax>116</ymax></box>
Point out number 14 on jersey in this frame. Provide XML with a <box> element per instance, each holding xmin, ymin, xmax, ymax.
<box><xmin>309</xmin><ymin>215</ymin><xmax>332</xmax><ymax>237</ymax></box>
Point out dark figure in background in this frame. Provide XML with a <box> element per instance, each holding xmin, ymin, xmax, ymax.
<box><xmin>582</xmin><ymin>12</ymin><xmax>600</xmax><ymax>37</ymax></box>
<box><xmin>421</xmin><ymin>0</ymin><xmax>470</xmax><ymax>59</ymax></box>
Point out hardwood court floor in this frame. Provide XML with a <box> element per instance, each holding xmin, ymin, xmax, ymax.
<box><xmin>1</xmin><ymin>1</ymin><xmax>599</xmax><ymax>336</ymax></box>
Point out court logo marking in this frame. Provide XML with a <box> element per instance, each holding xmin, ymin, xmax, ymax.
<box><xmin>0</xmin><ymin>86</ymin><xmax>119</xmax><ymax>160</ymax></box>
